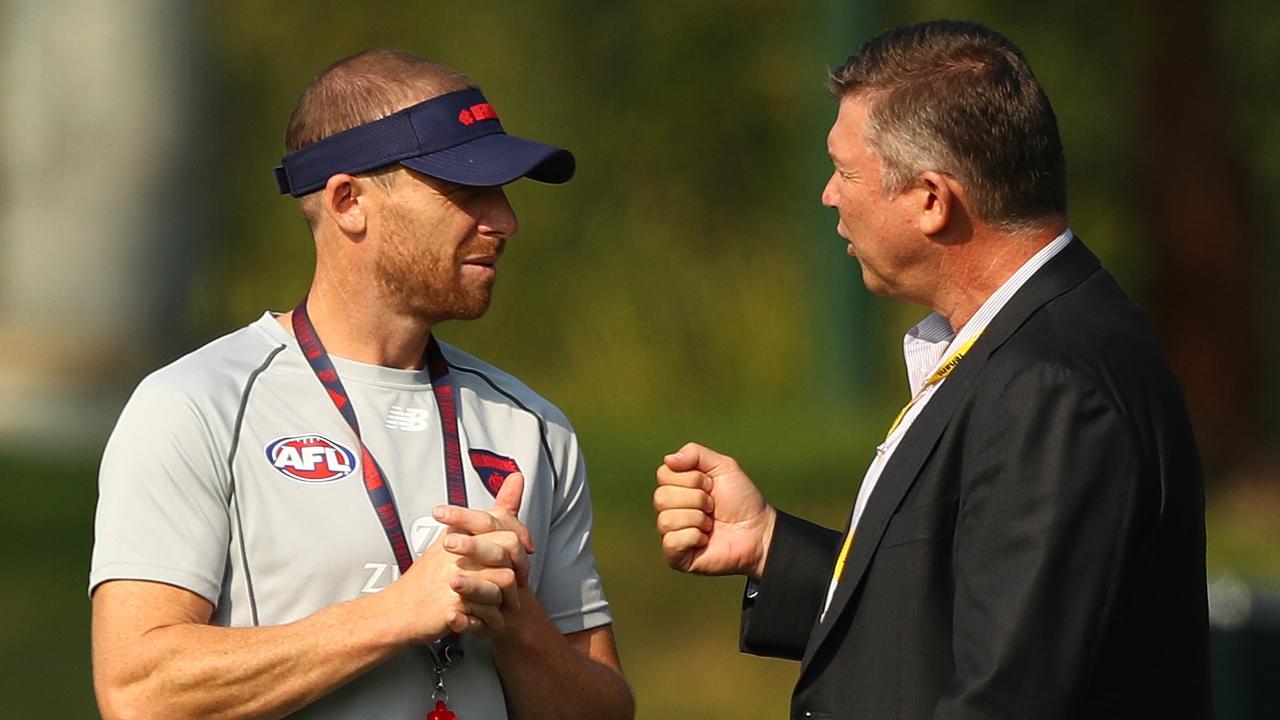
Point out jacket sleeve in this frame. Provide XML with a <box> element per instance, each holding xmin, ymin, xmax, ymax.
<box><xmin>935</xmin><ymin>362</ymin><xmax>1150</xmax><ymax>719</ymax></box>
<box><xmin>740</xmin><ymin>510</ymin><xmax>844</xmax><ymax>660</ymax></box>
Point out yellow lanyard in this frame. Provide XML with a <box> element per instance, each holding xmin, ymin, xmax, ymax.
<box><xmin>882</xmin><ymin>332</ymin><xmax>981</xmax><ymax>441</ymax></box>
<box><xmin>829</xmin><ymin>331</ymin><xmax>982</xmax><ymax>585</ymax></box>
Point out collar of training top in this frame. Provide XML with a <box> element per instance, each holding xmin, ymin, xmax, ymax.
<box><xmin>273</xmin><ymin>87</ymin><xmax>576</xmax><ymax>196</ymax></box>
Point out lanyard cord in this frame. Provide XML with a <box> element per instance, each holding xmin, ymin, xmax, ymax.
<box><xmin>291</xmin><ymin>299</ymin><xmax>468</xmax><ymax>677</ymax></box>
<box><xmin>830</xmin><ymin>331</ymin><xmax>984</xmax><ymax>587</ymax></box>
<box><xmin>882</xmin><ymin>332</ymin><xmax>982</xmax><ymax>441</ymax></box>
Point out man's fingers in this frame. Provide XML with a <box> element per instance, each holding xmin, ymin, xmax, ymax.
<box><xmin>444</xmin><ymin>532</ymin><xmax>511</xmax><ymax>566</ymax></box>
<box><xmin>456</xmin><ymin>557</ymin><xmax>530</xmax><ymax>589</ymax></box>
<box><xmin>447</xmin><ymin>532</ymin><xmax>530</xmax><ymax>587</ymax></box>
<box><xmin>661</xmin><ymin>526</ymin><xmax>709</xmax><ymax>562</ymax></box>
<box><xmin>433</xmin><ymin>505</ymin><xmax>499</xmax><ymax>535</ymax></box>
<box><xmin>450</xmin><ymin>567</ymin><xmax>518</xmax><ymax>607</ymax></box>
<box><xmin>497</xmin><ymin>574</ymin><xmax>520</xmax><ymax>611</ymax></box>
<box><xmin>434</xmin><ymin>479</ymin><xmax>535</xmax><ymax>556</ymax></box>
<box><xmin>663</xmin><ymin>442</ymin><xmax>735</xmax><ymax>474</ymax></box>
<box><xmin>489</xmin><ymin>502</ymin><xmax>535</xmax><ymax>556</ymax></box>
<box><xmin>656</xmin><ymin>508</ymin><xmax>714</xmax><ymax>535</ymax></box>
<box><xmin>450</xmin><ymin>573</ymin><xmax>501</xmax><ymax>606</ymax></box>
<box><xmin>655</xmin><ymin>465</ymin><xmax>710</xmax><ymax>491</ymax></box>
<box><xmin>489</xmin><ymin>472</ymin><xmax>534</xmax><ymax>556</ymax></box>
<box><xmin>661</xmin><ymin>442</ymin><xmax>711</xmax><ymax>472</ymax></box>
<box><xmin>494</xmin><ymin>471</ymin><xmax>524</xmax><ymax>515</ymax></box>
<box><xmin>446</xmin><ymin>609</ymin><xmax>472</xmax><ymax>634</ymax></box>
<box><xmin>653</xmin><ymin>485</ymin><xmax>715</xmax><ymax>514</ymax></box>
<box><xmin>463</xmin><ymin>602</ymin><xmax>506</xmax><ymax>637</ymax></box>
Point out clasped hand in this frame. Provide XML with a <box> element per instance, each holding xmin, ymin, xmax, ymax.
<box><xmin>433</xmin><ymin>471</ymin><xmax>534</xmax><ymax>638</ymax></box>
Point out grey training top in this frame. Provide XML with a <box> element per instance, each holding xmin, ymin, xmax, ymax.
<box><xmin>90</xmin><ymin>313</ymin><xmax>612</xmax><ymax>719</ymax></box>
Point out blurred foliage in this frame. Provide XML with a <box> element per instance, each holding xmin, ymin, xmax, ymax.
<box><xmin>13</xmin><ymin>0</ymin><xmax>1280</xmax><ymax>718</ymax></box>
<box><xmin>195</xmin><ymin>0</ymin><xmax>825</xmax><ymax>434</ymax></box>
<box><xmin>188</xmin><ymin>0</ymin><xmax>1280</xmax><ymax>447</ymax></box>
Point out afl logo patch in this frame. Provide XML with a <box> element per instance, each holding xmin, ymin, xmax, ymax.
<box><xmin>265</xmin><ymin>435</ymin><xmax>357</xmax><ymax>483</ymax></box>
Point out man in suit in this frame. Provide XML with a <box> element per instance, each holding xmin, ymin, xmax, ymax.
<box><xmin>653</xmin><ymin>20</ymin><xmax>1212</xmax><ymax>719</ymax></box>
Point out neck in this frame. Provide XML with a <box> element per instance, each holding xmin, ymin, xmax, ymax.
<box><xmin>279</xmin><ymin>280</ymin><xmax>434</xmax><ymax>371</ymax></box>
<box><xmin>932</xmin><ymin>223</ymin><xmax>1066</xmax><ymax>331</ymax></box>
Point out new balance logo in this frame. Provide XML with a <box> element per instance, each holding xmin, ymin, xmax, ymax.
<box><xmin>385</xmin><ymin>406</ymin><xmax>432</xmax><ymax>432</ymax></box>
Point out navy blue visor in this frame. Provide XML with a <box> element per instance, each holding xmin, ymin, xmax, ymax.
<box><xmin>273</xmin><ymin>88</ymin><xmax>575</xmax><ymax>196</ymax></box>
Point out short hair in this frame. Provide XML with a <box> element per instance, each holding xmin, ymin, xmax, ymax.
<box><xmin>829</xmin><ymin>20</ymin><xmax>1067</xmax><ymax>229</ymax></box>
<box><xmin>284</xmin><ymin>50</ymin><xmax>473</xmax><ymax>225</ymax></box>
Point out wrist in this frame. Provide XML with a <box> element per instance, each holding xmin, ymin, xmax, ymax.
<box><xmin>352</xmin><ymin>586</ymin><xmax>444</xmax><ymax>651</ymax></box>
<box><xmin>751</xmin><ymin>505</ymin><xmax>778</xmax><ymax>581</ymax></box>
<box><xmin>489</xmin><ymin>588</ymin><xmax>549</xmax><ymax>655</ymax></box>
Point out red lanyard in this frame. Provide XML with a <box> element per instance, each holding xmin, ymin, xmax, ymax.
<box><xmin>291</xmin><ymin>299</ymin><xmax>467</xmax><ymax>717</ymax></box>
<box><xmin>292</xmin><ymin>298</ymin><xmax>470</xmax><ymax>570</ymax></box>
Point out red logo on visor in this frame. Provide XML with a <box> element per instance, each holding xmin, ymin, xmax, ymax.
<box><xmin>457</xmin><ymin>103</ymin><xmax>499</xmax><ymax>126</ymax></box>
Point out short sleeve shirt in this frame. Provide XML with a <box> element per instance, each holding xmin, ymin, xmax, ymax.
<box><xmin>90</xmin><ymin>313</ymin><xmax>612</xmax><ymax>719</ymax></box>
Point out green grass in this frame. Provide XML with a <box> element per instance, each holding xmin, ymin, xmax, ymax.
<box><xmin>0</xmin><ymin>450</ymin><xmax>100</xmax><ymax>717</ymax></box>
<box><xmin>8</xmin><ymin>424</ymin><xmax>1278</xmax><ymax>719</ymax></box>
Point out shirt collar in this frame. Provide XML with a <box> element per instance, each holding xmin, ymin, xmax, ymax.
<box><xmin>901</xmin><ymin>228</ymin><xmax>1075</xmax><ymax>391</ymax></box>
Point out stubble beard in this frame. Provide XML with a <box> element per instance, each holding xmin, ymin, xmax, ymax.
<box><xmin>375</xmin><ymin>215</ymin><xmax>495</xmax><ymax>325</ymax></box>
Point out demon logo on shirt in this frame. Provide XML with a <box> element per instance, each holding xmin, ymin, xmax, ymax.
<box><xmin>468</xmin><ymin>449</ymin><xmax>520</xmax><ymax>497</ymax></box>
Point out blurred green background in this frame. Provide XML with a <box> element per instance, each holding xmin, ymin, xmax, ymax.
<box><xmin>2</xmin><ymin>0</ymin><xmax>1278</xmax><ymax>717</ymax></box>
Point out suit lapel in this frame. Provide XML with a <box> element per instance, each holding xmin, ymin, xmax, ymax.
<box><xmin>799</xmin><ymin>238</ymin><xmax>1102</xmax><ymax>669</ymax></box>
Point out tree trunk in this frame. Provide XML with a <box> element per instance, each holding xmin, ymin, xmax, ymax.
<box><xmin>1135</xmin><ymin>0</ymin><xmax>1260</xmax><ymax>478</ymax></box>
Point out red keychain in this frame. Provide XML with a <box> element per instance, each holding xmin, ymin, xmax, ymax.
<box><xmin>427</xmin><ymin>699</ymin><xmax>457</xmax><ymax>720</ymax></box>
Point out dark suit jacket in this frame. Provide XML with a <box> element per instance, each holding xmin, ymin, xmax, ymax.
<box><xmin>741</xmin><ymin>239</ymin><xmax>1213</xmax><ymax>719</ymax></box>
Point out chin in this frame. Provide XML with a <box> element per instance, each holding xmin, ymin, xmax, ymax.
<box><xmin>454</xmin><ymin>303</ymin><xmax>491</xmax><ymax>321</ymax></box>
<box><xmin>859</xmin><ymin>267</ymin><xmax>891</xmax><ymax>297</ymax></box>
<box><xmin>432</xmin><ymin>295</ymin><xmax>493</xmax><ymax>323</ymax></box>
<box><xmin>460</xmin><ymin>289</ymin><xmax>494</xmax><ymax>318</ymax></box>
<box><xmin>403</xmin><ymin>281</ymin><xmax>494</xmax><ymax>323</ymax></box>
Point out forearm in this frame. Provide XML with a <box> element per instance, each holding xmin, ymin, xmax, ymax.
<box><xmin>491</xmin><ymin>591</ymin><xmax>634</xmax><ymax>720</ymax></box>
<box><xmin>740</xmin><ymin>510</ymin><xmax>843</xmax><ymax>660</ymax></box>
<box><xmin>95</xmin><ymin>592</ymin><xmax>409</xmax><ymax>720</ymax></box>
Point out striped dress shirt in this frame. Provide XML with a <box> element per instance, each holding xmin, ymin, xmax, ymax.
<box><xmin>821</xmin><ymin>228</ymin><xmax>1075</xmax><ymax>616</ymax></box>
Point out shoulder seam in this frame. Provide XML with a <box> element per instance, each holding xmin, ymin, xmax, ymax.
<box><xmin>446</xmin><ymin>361</ymin><xmax>561</xmax><ymax>492</ymax></box>
<box><xmin>985</xmin><ymin>356</ymin><xmax>1141</xmax><ymax>468</ymax></box>
<box><xmin>226</xmin><ymin>342</ymin><xmax>288</xmax><ymax>627</ymax></box>
<box><xmin>1040</xmin><ymin>301</ymin><xmax>1122</xmax><ymax>413</ymax></box>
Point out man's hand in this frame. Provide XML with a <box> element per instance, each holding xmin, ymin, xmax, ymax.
<box><xmin>434</xmin><ymin>472</ymin><xmax>532</xmax><ymax>638</ymax></box>
<box><xmin>654</xmin><ymin>442</ymin><xmax>777</xmax><ymax>579</ymax></box>
<box><xmin>366</xmin><ymin>531</ymin><xmax>500</xmax><ymax>644</ymax></box>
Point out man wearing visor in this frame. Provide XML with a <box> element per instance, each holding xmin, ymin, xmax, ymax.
<box><xmin>89</xmin><ymin>50</ymin><xmax>634</xmax><ymax>720</ymax></box>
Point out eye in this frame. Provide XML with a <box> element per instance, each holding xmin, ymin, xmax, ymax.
<box><xmin>441</xmin><ymin>183</ymin><xmax>483</xmax><ymax>204</ymax></box>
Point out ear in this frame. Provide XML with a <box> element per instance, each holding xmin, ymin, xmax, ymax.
<box><xmin>916</xmin><ymin>170</ymin><xmax>956</xmax><ymax>236</ymax></box>
<box><xmin>320</xmin><ymin>173</ymin><xmax>368</xmax><ymax>236</ymax></box>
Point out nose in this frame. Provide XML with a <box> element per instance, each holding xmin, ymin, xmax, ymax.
<box><xmin>477</xmin><ymin>186</ymin><xmax>518</xmax><ymax>238</ymax></box>
<box><xmin>820</xmin><ymin>172</ymin><xmax>839</xmax><ymax>209</ymax></box>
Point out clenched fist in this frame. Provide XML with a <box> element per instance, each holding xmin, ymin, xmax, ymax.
<box><xmin>653</xmin><ymin>442</ymin><xmax>777</xmax><ymax>579</ymax></box>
